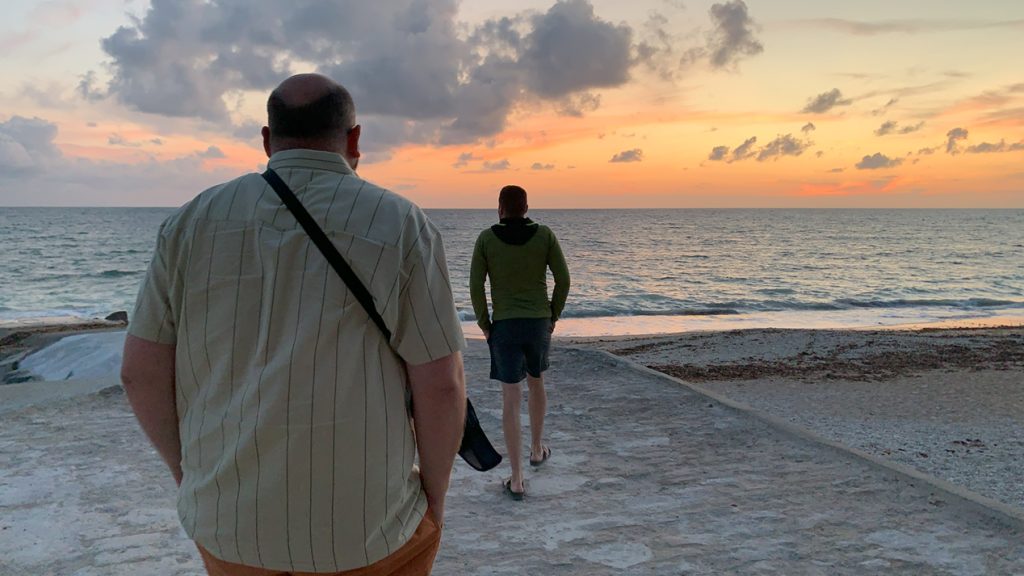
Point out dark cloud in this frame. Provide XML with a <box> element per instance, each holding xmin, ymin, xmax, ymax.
<box><xmin>828</xmin><ymin>168</ymin><xmax>845</xmax><ymax>173</ymax></box>
<box><xmin>708</xmin><ymin>145</ymin><xmax>729</xmax><ymax>161</ymax></box>
<box><xmin>77</xmin><ymin>71</ymin><xmax>106</xmax><ymax>102</ymax></box>
<box><xmin>966</xmin><ymin>140</ymin><xmax>1024</xmax><ymax>154</ymax></box>
<box><xmin>874</xmin><ymin>121</ymin><xmax>898</xmax><ymax>136</ymax></box>
<box><xmin>874</xmin><ymin>120</ymin><xmax>922</xmax><ymax>136</ymax></box>
<box><xmin>756</xmin><ymin>134</ymin><xmax>811</xmax><ymax>161</ymax></box>
<box><xmin>802</xmin><ymin>89</ymin><xmax>852</xmax><ymax>114</ymax></box>
<box><xmin>482</xmin><ymin>159</ymin><xmax>511</xmax><ymax>171</ymax></box>
<box><xmin>610</xmin><ymin>149</ymin><xmax>644</xmax><ymax>163</ymax></box>
<box><xmin>945</xmin><ymin>127</ymin><xmax>969</xmax><ymax>154</ymax></box>
<box><xmin>899</xmin><ymin>121</ymin><xmax>925</xmax><ymax>134</ymax></box>
<box><xmin>795</xmin><ymin>18</ymin><xmax>1024</xmax><ymax>36</ymax></box>
<box><xmin>521</xmin><ymin>0</ymin><xmax>633</xmax><ymax>98</ymax></box>
<box><xmin>452</xmin><ymin>152</ymin><xmax>482</xmax><ymax>168</ymax></box>
<box><xmin>94</xmin><ymin>0</ymin><xmax>647</xmax><ymax>149</ymax></box>
<box><xmin>917</xmin><ymin>147</ymin><xmax>937</xmax><ymax>155</ymax></box>
<box><xmin>704</xmin><ymin>0</ymin><xmax>763</xmax><ymax>69</ymax></box>
<box><xmin>682</xmin><ymin>0</ymin><xmax>764</xmax><ymax>70</ymax></box>
<box><xmin>531</xmin><ymin>162</ymin><xmax>556</xmax><ymax>170</ymax></box>
<box><xmin>731</xmin><ymin>136</ymin><xmax>758</xmax><ymax>161</ymax></box>
<box><xmin>801</xmin><ymin>122</ymin><xmax>816</xmax><ymax>133</ymax></box>
<box><xmin>710</xmin><ymin>135</ymin><xmax>809</xmax><ymax>163</ymax></box>
<box><xmin>855</xmin><ymin>153</ymin><xmax>903</xmax><ymax>170</ymax></box>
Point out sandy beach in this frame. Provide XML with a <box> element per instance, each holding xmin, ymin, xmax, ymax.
<box><xmin>584</xmin><ymin>327</ymin><xmax>1024</xmax><ymax>510</ymax></box>
<box><xmin>2</xmin><ymin>326</ymin><xmax>1023</xmax><ymax>574</ymax></box>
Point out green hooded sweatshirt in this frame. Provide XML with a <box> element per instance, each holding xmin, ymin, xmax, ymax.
<box><xmin>470</xmin><ymin>217</ymin><xmax>570</xmax><ymax>331</ymax></box>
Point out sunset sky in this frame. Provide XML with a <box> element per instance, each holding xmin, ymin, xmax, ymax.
<box><xmin>1</xmin><ymin>0</ymin><xmax>1022</xmax><ymax>208</ymax></box>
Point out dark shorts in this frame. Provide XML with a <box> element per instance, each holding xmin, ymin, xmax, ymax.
<box><xmin>488</xmin><ymin>318</ymin><xmax>552</xmax><ymax>384</ymax></box>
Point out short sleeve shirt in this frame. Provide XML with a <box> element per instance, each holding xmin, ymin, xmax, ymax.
<box><xmin>129</xmin><ymin>149</ymin><xmax>465</xmax><ymax>572</ymax></box>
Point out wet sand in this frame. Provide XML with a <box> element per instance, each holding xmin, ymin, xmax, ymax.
<box><xmin>2</xmin><ymin>336</ymin><xmax>1023</xmax><ymax>574</ymax></box>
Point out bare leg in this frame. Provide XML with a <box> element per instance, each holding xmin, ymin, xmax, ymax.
<box><xmin>527</xmin><ymin>374</ymin><xmax>546</xmax><ymax>457</ymax></box>
<box><xmin>502</xmin><ymin>382</ymin><xmax>524</xmax><ymax>492</ymax></box>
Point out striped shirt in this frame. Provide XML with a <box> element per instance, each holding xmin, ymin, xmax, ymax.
<box><xmin>128</xmin><ymin>149</ymin><xmax>465</xmax><ymax>572</ymax></box>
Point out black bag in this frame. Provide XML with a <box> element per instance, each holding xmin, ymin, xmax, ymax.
<box><xmin>261</xmin><ymin>169</ymin><xmax>502</xmax><ymax>472</ymax></box>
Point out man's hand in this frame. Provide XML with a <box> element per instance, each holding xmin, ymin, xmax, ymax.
<box><xmin>549</xmin><ymin>320</ymin><xmax>557</xmax><ymax>334</ymax></box>
<box><xmin>482</xmin><ymin>328</ymin><xmax>490</xmax><ymax>341</ymax></box>
<box><xmin>407</xmin><ymin>352</ymin><xmax>466</xmax><ymax>525</ymax></box>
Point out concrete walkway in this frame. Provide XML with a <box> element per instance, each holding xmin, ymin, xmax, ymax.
<box><xmin>1</xmin><ymin>342</ymin><xmax>1022</xmax><ymax>574</ymax></box>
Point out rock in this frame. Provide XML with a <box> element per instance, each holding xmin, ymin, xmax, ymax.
<box><xmin>105</xmin><ymin>311</ymin><xmax>129</xmax><ymax>324</ymax></box>
<box><xmin>3</xmin><ymin>369</ymin><xmax>41</xmax><ymax>385</ymax></box>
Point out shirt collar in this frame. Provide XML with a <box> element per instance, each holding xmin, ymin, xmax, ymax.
<box><xmin>267</xmin><ymin>149</ymin><xmax>355</xmax><ymax>176</ymax></box>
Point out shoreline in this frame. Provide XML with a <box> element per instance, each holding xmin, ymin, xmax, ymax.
<box><xmin>5</xmin><ymin>313</ymin><xmax>1023</xmax><ymax>366</ymax></box>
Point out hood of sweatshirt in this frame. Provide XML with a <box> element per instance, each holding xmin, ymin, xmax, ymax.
<box><xmin>491</xmin><ymin>217</ymin><xmax>539</xmax><ymax>246</ymax></box>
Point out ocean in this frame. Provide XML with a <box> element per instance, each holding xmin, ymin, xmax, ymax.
<box><xmin>2</xmin><ymin>207</ymin><xmax>1023</xmax><ymax>336</ymax></box>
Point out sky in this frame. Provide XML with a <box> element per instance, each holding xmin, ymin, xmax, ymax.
<box><xmin>0</xmin><ymin>0</ymin><xmax>1022</xmax><ymax>208</ymax></box>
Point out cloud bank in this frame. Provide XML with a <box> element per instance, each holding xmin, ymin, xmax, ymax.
<box><xmin>0</xmin><ymin>115</ymin><xmax>240</xmax><ymax>205</ymax></box>
<box><xmin>90</xmin><ymin>0</ymin><xmax>748</xmax><ymax>152</ymax></box>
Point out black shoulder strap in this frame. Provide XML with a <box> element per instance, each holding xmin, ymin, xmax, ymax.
<box><xmin>261</xmin><ymin>168</ymin><xmax>393</xmax><ymax>341</ymax></box>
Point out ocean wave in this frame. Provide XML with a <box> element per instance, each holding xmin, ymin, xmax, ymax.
<box><xmin>834</xmin><ymin>297</ymin><xmax>1022</xmax><ymax>309</ymax></box>
<box><xmin>756</xmin><ymin>300</ymin><xmax>844</xmax><ymax>311</ymax></box>
<box><xmin>455</xmin><ymin>296</ymin><xmax>1023</xmax><ymax>322</ymax></box>
<box><xmin>98</xmin><ymin>270</ymin><xmax>142</xmax><ymax>278</ymax></box>
<box><xmin>458</xmin><ymin>307</ymin><xmax>742</xmax><ymax>321</ymax></box>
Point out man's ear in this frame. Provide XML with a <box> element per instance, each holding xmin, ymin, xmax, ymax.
<box><xmin>346</xmin><ymin>125</ymin><xmax>362</xmax><ymax>161</ymax></box>
<box><xmin>261</xmin><ymin>126</ymin><xmax>272</xmax><ymax>158</ymax></box>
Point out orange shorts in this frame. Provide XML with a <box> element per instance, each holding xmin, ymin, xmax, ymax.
<box><xmin>198</xmin><ymin>512</ymin><xmax>442</xmax><ymax>576</ymax></box>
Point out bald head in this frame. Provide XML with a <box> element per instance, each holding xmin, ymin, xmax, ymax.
<box><xmin>265</xmin><ymin>73</ymin><xmax>356</xmax><ymax>153</ymax></box>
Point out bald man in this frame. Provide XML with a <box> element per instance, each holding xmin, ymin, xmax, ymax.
<box><xmin>122</xmin><ymin>74</ymin><xmax>466</xmax><ymax>575</ymax></box>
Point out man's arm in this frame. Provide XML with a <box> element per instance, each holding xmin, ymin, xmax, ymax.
<box><xmin>548</xmin><ymin>231</ymin><xmax>571</xmax><ymax>330</ymax></box>
<box><xmin>121</xmin><ymin>334</ymin><xmax>182</xmax><ymax>485</ymax></box>
<box><xmin>469</xmin><ymin>233</ymin><xmax>491</xmax><ymax>338</ymax></box>
<box><xmin>408</xmin><ymin>351</ymin><xmax>467</xmax><ymax>525</ymax></box>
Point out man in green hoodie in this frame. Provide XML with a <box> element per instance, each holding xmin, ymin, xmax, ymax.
<box><xmin>470</xmin><ymin>185</ymin><xmax>570</xmax><ymax>500</ymax></box>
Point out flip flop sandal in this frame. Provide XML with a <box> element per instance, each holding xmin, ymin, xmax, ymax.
<box><xmin>529</xmin><ymin>446</ymin><xmax>551</xmax><ymax>467</ymax></box>
<box><xmin>503</xmin><ymin>477</ymin><xmax>525</xmax><ymax>501</ymax></box>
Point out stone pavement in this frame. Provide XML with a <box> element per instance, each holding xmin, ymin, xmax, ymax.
<box><xmin>1</xmin><ymin>342</ymin><xmax>1022</xmax><ymax>575</ymax></box>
